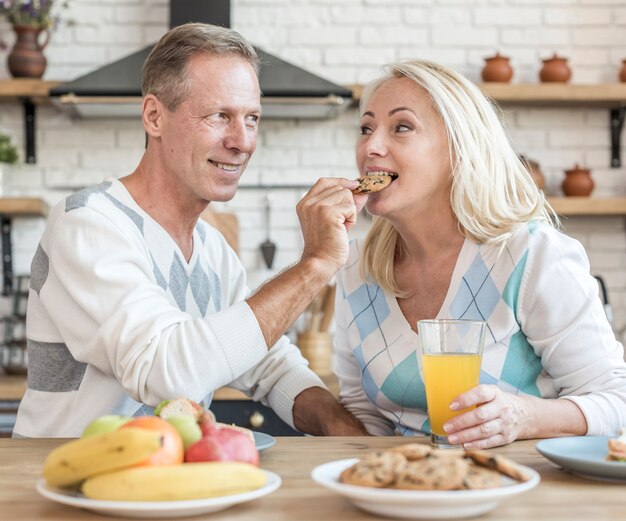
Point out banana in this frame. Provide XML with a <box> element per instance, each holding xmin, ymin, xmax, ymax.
<box><xmin>81</xmin><ymin>462</ymin><xmax>267</xmax><ymax>501</ymax></box>
<box><xmin>43</xmin><ymin>428</ymin><xmax>163</xmax><ymax>487</ymax></box>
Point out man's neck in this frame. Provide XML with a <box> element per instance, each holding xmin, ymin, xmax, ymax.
<box><xmin>120</xmin><ymin>158</ymin><xmax>207</xmax><ymax>261</ymax></box>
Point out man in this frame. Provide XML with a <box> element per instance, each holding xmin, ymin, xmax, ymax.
<box><xmin>14</xmin><ymin>23</ymin><xmax>368</xmax><ymax>437</ymax></box>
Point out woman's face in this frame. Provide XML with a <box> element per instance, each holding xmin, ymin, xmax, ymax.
<box><xmin>356</xmin><ymin>76</ymin><xmax>452</xmax><ymax>219</ymax></box>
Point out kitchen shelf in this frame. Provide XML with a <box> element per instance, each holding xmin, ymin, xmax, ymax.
<box><xmin>547</xmin><ymin>197</ymin><xmax>626</xmax><ymax>216</ymax></box>
<box><xmin>479</xmin><ymin>83</ymin><xmax>626</xmax><ymax>108</ymax></box>
<box><xmin>0</xmin><ymin>79</ymin><xmax>61</xmax><ymax>102</ymax></box>
<box><xmin>0</xmin><ymin>79</ymin><xmax>61</xmax><ymax>165</ymax></box>
<box><xmin>0</xmin><ymin>197</ymin><xmax>48</xmax><ymax>296</ymax></box>
<box><xmin>349</xmin><ymin>83</ymin><xmax>626</xmax><ymax>108</ymax></box>
<box><xmin>0</xmin><ymin>197</ymin><xmax>48</xmax><ymax>217</ymax></box>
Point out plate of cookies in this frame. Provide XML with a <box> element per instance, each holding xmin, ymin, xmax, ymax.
<box><xmin>311</xmin><ymin>443</ymin><xmax>540</xmax><ymax>520</ymax></box>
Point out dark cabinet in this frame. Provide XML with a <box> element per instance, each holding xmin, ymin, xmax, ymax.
<box><xmin>210</xmin><ymin>400</ymin><xmax>303</xmax><ymax>436</ymax></box>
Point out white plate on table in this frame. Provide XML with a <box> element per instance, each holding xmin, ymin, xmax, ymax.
<box><xmin>311</xmin><ymin>458</ymin><xmax>540</xmax><ymax>520</ymax></box>
<box><xmin>253</xmin><ymin>431</ymin><xmax>276</xmax><ymax>452</ymax></box>
<box><xmin>36</xmin><ymin>470</ymin><xmax>281</xmax><ymax>519</ymax></box>
<box><xmin>536</xmin><ymin>436</ymin><xmax>626</xmax><ymax>482</ymax></box>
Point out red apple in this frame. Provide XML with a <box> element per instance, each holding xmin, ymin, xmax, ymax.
<box><xmin>185</xmin><ymin>428</ymin><xmax>259</xmax><ymax>466</ymax></box>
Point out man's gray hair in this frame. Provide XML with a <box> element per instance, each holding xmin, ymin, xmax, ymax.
<box><xmin>142</xmin><ymin>23</ymin><xmax>259</xmax><ymax>112</ymax></box>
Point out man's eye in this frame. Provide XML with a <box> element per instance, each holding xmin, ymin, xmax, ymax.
<box><xmin>246</xmin><ymin>114</ymin><xmax>260</xmax><ymax>127</ymax></box>
<box><xmin>208</xmin><ymin>112</ymin><xmax>228</xmax><ymax>122</ymax></box>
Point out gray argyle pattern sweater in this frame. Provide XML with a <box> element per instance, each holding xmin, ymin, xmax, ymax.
<box><xmin>15</xmin><ymin>178</ymin><xmax>323</xmax><ymax>437</ymax></box>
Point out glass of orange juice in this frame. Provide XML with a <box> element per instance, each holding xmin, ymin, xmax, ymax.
<box><xmin>418</xmin><ymin>319</ymin><xmax>486</xmax><ymax>448</ymax></box>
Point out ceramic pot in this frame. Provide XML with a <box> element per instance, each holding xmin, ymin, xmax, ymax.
<box><xmin>539</xmin><ymin>53</ymin><xmax>572</xmax><ymax>83</ymax></box>
<box><xmin>481</xmin><ymin>52</ymin><xmax>514</xmax><ymax>83</ymax></box>
<box><xmin>519</xmin><ymin>155</ymin><xmax>545</xmax><ymax>191</ymax></box>
<box><xmin>562</xmin><ymin>163</ymin><xmax>594</xmax><ymax>197</ymax></box>
<box><xmin>7</xmin><ymin>25</ymin><xmax>50</xmax><ymax>79</ymax></box>
<box><xmin>619</xmin><ymin>59</ymin><xmax>626</xmax><ymax>83</ymax></box>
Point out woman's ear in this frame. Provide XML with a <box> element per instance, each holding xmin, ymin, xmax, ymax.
<box><xmin>142</xmin><ymin>94</ymin><xmax>163</xmax><ymax>137</ymax></box>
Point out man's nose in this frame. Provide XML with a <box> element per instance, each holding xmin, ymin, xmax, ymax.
<box><xmin>224</xmin><ymin>119</ymin><xmax>255</xmax><ymax>153</ymax></box>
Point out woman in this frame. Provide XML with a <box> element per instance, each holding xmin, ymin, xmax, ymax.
<box><xmin>334</xmin><ymin>59</ymin><xmax>626</xmax><ymax>448</ymax></box>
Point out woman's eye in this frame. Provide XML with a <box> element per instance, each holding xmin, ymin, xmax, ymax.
<box><xmin>395</xmin><ymin>123</ymin><xmax>412</xmax><ymax>132</ymax></box>
<box><xmin>360</xmin><ymin>125</ymin><xmax>372</xmax><ymax>135</ymax></box>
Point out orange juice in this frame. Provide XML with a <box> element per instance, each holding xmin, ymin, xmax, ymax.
<box><xmin>422</xmin><ymin>353</ymin><xmax>481</xmax><ymax>436</ymax></box>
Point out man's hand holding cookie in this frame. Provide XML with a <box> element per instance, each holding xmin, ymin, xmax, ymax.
<box><xmin>297</xmin><ymin>178</ymin><xmax>369</xmax><ymax>277</ymax></box>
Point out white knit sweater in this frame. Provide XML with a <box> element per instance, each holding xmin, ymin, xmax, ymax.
<box><xmin>335</xmin><ymin>223</ymin><xmax>626</xmax><ymax>437</ymax></box>
<box><xmin>15</xmin><ymin>178</ymin><xmax>324</xmax><ymax>437</ymax></box>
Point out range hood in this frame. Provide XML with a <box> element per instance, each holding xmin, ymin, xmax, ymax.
<box><xmin>49</xmin><ymin>0</ymin><xmax>353</xmax><ymax>120</ymax></box>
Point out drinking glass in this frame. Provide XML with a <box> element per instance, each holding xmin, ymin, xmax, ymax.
<box><xmin>418</xmin><ymin>319</ymin><xmax>486</xmax><ymax>448</ymax></box>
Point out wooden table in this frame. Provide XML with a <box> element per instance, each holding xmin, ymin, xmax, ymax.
<box><xmin>1</xmin><ymin>437</ymin><xmax>624</xmax><ymax>520</ymax></box>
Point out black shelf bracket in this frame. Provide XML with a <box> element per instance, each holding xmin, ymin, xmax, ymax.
<box><xmin>1</xmin><ymin>217</ymin><xmax>13</xmax><ymax>296</ymax></box>
<box><xmin>21</xmin><ymin>97</ymin><xmax>36</xmax><ymax>164</ymax></box>
<box><xmin>610</xmin><ymin>106</ymin><xmax>625</xmax><ymax>168</ymax></box>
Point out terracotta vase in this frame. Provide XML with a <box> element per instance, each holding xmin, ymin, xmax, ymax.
<box><xmin>539</xmin><ymin>53</ymin><xmax>572</xmax><ymax>83</ymax></box>
<box><xmin>481</xmin><ymin>52</ymin><xmax>514</xmax><ymax>83</ymax></box>
<box><xmin>562</xmin><ymin>163</ymin><xmax>594</xmax><ymax>197</ymax></box>
<box><xmin>519</xmin><ymin>155</ymin><xmax>545</xmax><ymax>191</ymax></box>
<box><xmin>619</xmin><ymin>59</ymin><xmax>626</xmax><ymax>83</ymax></box>
<box><xmin>7</xmin><ymin>25</ymin><xmax>50</xmax><ymax>79</ymax></box>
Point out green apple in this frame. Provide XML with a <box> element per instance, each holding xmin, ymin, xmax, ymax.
<box><xmin>82</xmin><ymin>415</ymin><xmax>132</xmax><ymax>437</ymax></box>
<box><xmin>166</xmin><ymin>415</ymin><xmax>202</xmax><ymax>450</ymax></box>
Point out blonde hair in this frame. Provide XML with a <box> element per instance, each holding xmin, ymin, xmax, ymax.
<box><xmin>359</xmin><ymin>60</ymin><xmax>558</xmax><ymax>296</ymax></box>
<box><xmin>142</xmin><ymin>23</ymin><xmax>259</xmax><ymax>112</ymax></box>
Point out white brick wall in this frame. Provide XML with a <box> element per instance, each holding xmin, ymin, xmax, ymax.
<box><xmin>0</xmin><ymin>0</ymin><xmax>625</xmax><ymax>343</ymax></box>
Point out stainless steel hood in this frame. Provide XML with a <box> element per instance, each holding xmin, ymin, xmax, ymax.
<box><xmin>49</xmin><ymin>0</ymin><xmax>353</xmax><ymax>120</ymax></box>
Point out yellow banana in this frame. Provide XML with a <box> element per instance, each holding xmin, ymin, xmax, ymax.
<box><xmin>43</xmin><ymin>428</ymin><xmax>162</xmax><ymax>487</ymax></box>
<box><xmin>82</xmin><ymin>462</ymin><xmax>267</xmax><ymax>501</ymax></box>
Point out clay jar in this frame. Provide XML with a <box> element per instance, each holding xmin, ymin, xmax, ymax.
<box><xmin>619</xmin><ymin>59</ymin><xmax>626</xmax><ymax>83</ymax></box>
<box><xmin>539</xmin><ymin>53</ymin><xmax>572</xmax><ymax>83</ymax></box>
<box><xmin>562</xmin><ymin>163</ymin><xmax>594</xmax><ymax>197</ymax></box>
<box><xmin>481</xmin><ymin>52</ymin><xmax>514</xmax><ymax>83</ymax></box>
<box><xmin>7</xmin><ymin>25</ymin><xmax>50</xmax><ymax>79</ymax></box>
<box><xmin>519</xmin><ymin>155</ymin><xmax>545</xmax><ymax>191</ymax></box>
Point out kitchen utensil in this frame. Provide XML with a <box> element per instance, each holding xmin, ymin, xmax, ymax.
<box><xmin>594</xmin><ymin>275</ymin><xmax>613</xmax><ymax>324</ymax></box>
<box><xmin>260</xmin><ymin>192</ymin><xmax>276</xmax><ymax>270</ymax></box>
<box><xmin>319</xmin><ymin>284</ymin><xmax>337</xmax><ymax>332</ymax></box>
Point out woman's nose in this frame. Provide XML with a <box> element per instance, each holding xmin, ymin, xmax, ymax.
<box><xmin>364</xmin><ymin>131</ymin><xmax>387</xmax><ymax>157</ymax></box>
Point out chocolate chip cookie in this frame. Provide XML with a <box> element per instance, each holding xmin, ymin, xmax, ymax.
<box><xmin>462</xmin><ymin>464</ymin><xmax>502</xmax><ymax>489</ymax></box>
<box><xmin>394</xmin><ymin>456</ymin><xmax>469</xmax><ymax>491</ymax></box>
<box><xmin>351</xmin><ymin>173</ymin><xmax>397</xmax><ymax>194</ymax></box>
<box><xmin>465</xmin><ymin>449</ymin><xmax>531</xmax><ymax>482</ymax></box>
<box><xmin>339</xmin><ymin>451</ymin><xmax>407</xmax><ymax>488</ymax></box>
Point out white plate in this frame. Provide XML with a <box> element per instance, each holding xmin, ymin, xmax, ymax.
<box><xmin>253</xmin><ymin>431</ymin><xmax>276</xmax><ymax>452</ymax></box>
<box><xmin>311</xmin><ymin>458</ymin><xmax>540</xmax><ymax>520</ymax></box>
<box><xmin>536</xmin><ymin>436</ymin><xmax>626</xmax><ymax>482</ymax></box>
<box><xmin>36</xmin><ymin>470</ymin><xmax>281</xmax><ymax>519</ymax></box>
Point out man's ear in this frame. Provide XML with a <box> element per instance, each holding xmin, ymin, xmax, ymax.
<box><xmin>142</xmin><ymin>94</ymin><xmax>164</xmax><ymax>137</ymax></box>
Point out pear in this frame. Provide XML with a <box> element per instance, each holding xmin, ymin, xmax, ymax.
<box><xmin>82</xmin><ymin>415</ymin><xmax>132</xmax><ymax>437</ymax></box>
<box><xmin>166</xmin><ymin>415</ymin><xmax>202</xmax><ymax>450</ymax></box>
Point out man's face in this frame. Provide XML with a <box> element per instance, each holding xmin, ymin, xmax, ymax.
<box><xmin>158</xmin><ymin>53</ymin><xmax>261</xmax><ymax>203</ymax></box>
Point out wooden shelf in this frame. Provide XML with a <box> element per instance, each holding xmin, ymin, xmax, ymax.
<box><xmin>547</xmin><ymin>197</ymin><xmax>626</xmax><ymax>216</ymax></box>
<box><xmin>0</xmin><ymin>198</ymin><xmax>48</xmax><ymax>217</ymax></box>
<box><xmin>0</xmin><ymin>79</ymin><xmax>60</xmax><ymax>103</ymax></box>
<box><xmin>479</xmin><ymin>83</ymin><xmax>626</xmax><ymax>108</ymax></box>
<box><xmin>349</xmin><ymin>83</ymin><xmax>626</xmax><ymax>107</ymax></box>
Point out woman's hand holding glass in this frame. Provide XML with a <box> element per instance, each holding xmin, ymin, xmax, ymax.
<box><xmin>442</xmin><ymin>384</ymin><xmax>532</xmax><ymax>449</ymax></box>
